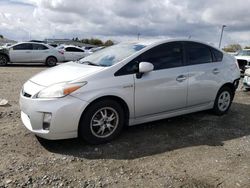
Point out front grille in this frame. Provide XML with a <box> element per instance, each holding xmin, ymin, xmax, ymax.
<box><xmin>237</xmin><ymin>59</ymin><xmax>248</xmax><ymax>71</ymax></box>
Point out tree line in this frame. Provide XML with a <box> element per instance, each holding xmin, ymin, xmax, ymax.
<box><xmin>72</xmin><ymin>37</ymin><xmax>114</xmax><ymax>46</ymax></box>
<box><xmin>222</xmin><ymin>44</ymin><xmax>250</xmax><ymax>52</ymax></box>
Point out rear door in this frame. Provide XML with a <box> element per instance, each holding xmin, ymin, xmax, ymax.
<box><xmin>9</xmin><ymin>43</ymin><xmax>33</xmax><ymax>62</ymax></box>
<box><xmin>31</xmin><ymin>44</ymin><xmax>50</xmax><ymax>62</ymax></box>
<box><xmin>184</xmin><ymin>41</ymin><xmax>224</xmax><ymax>107</ymax></box>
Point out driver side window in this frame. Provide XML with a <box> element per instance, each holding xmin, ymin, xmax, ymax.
<box><xmin>115</xmin><ymin>42</ymin><xmax>184</xmax><ymax>76</ymax></box>
<box><xmin>12</xmin><ymin>43</ymin><xmax>33</xmax><ymax>50</ymax></box>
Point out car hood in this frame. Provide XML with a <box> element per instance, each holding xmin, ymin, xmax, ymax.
<box><xmin>235</xmin><ymin>56</ymin><xmax>250</xmax><ymax>61</ymax></box>
<box><xmin>30</xmin><ymin>62</ymin><xmax>105</xmax><ymax>86</ymax></box>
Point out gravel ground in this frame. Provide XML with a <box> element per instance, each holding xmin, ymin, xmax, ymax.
<box><xmin>0</xmin><ymin>64</ymin><xmax>250</xmax><ymax>188</ymax></box>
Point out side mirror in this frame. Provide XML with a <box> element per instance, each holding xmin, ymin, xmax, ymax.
<box><xmin>136</xmin><ymin>62</ymin><xmax>154</xmax><ymax>79</ymax></box>
<box><xmin>139</xmin><ymin>62</ymin><xmax>154</xmax><ymax>73</ymax></box>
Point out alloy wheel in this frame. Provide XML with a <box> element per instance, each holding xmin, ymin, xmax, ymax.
<box><xmin>218</xmin><ymin>91</ymin><xmax>231</xmax><ymax>112</ymax></box>
<box><xmin>90</xmin><ymin>107</ymin><xmax>119</xmax><ymax>138</ymax></box>
<box><xmin>0</xmin><ymin>56</ymin><xmax>7</xmax><ymax>65</ymax></box>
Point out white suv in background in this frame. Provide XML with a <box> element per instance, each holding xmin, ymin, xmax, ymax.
<box><xmin>0</xmin><ymin>42</ymin><xmax>64</xmax><ymax>66</ymax></box>
<box><xmin>20</xmin><ymin>39</ymin><xmax>240</xmax><ymax>144</ymax></box>
<box><xmin>235</xmin><ymin>49</ymin><xmax>250</xmax><ymax>73</ymax></box>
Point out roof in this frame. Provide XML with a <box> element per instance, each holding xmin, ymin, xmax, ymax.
<box><xmin>121</xmin><ymin>38</ymin><xmax>222</xmax><ymax>51</ymax></box>
<box><xmin>57</xmin><ymin>45</ymin><xmax>83</xmax><ymax>49</ymax></box>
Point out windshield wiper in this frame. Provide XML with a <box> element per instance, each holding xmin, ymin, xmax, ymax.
<box><xmin>77</xmin><ymin>61</ymin><xmax>99</xmax><ymax>66</ymax></box>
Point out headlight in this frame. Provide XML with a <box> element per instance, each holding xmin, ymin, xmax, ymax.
<box><xmin>36</xmin><ymin>82</ymin><xmax>87</xmax><ymax>98</ymax></box>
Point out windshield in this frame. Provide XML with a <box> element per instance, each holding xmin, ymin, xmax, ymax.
<box><xmin>237</xmin><ymin>50</ymin><xmax>250</xmax><ymax>56</ymax></box>
<box><xmin>78</xmin><ymin>43</ymin><xmax>146</xmax><ymax>67</ymax></box>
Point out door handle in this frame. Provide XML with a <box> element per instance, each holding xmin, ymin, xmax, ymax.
<box><xmin>25</xmin><ymin>51</ymin><xmax>31</xmax><ymax>53</ymax></box>
<box><xmin>213</xmin><ymin>68</ymin><xmax>220</xmax><ymax>74</ymax></box>
<box><xmin>176</xmin><ymin>75</ymin><xmax>187</xmax><ymax>82</ymax></box>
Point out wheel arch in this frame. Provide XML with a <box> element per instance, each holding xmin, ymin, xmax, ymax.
<box><xmin>78</xmin><ymin>95</ymin><xmax>130</xmax><ymax>131</ymax></box>
<box><xmin>0</xmin><ymin>53</ymin><xmax>10</xmax><ymax>62</ymax></box>
<box><xmin>216</xmin><ymin>82</ymin><xmax>236</xmax><ymax>101</ymax></box>
<box><xmin>220</xmin><ymin>82</ymin><xmax>236</xmax><ymax>92</ymax></box>
<box><xmin>46</xmin><ymin>55</ymin><xmax>58</xmax><ymax>63</ymax></box>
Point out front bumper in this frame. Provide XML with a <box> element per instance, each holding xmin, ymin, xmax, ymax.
<box><xmin>20</xmin><ymin>94</ymin><xmax>89</xmax><ymax>140</ymax></box>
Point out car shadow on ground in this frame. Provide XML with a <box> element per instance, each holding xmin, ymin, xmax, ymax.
<box><xmin>38</xmin><ymin>102</ymin><xmax>250</xmax><ymax>160</ymax></box>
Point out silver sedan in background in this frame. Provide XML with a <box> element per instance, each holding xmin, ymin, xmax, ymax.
<box><xmin>0</xmin><ymin>42</ymin><xmax>64</xmax><ymax>66</ymax></box>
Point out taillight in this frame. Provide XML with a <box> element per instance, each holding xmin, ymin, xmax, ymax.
<box><xmin>234</xmin><ymin>58</ymin><xmax>240</xmax><ymax>70</ymax></box>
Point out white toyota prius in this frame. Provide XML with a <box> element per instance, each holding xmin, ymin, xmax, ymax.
<box><xmin>20</xmin><ymin>39</ymin><xmax>240</xmax><ymax>144</ymax></box>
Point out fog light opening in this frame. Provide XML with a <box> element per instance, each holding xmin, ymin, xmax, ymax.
<box><xmin>43</xmin><ymin>113</ymin><xmax>52</xmax><ymax>130</ymax></box>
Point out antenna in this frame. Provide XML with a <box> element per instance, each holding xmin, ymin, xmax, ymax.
<box><xmin>137</xmin><ymin>32</ymin><xmax>141</xmax><ymax>40</ymax></box>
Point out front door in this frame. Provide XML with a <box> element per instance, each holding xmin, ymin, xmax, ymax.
<box><xmin>31</xmin><ymin>43</ymin><xmax>49</xmax><ymax>62</ymax></box>
<box><xmin>9</xmin><ymin>43</ymin><xmax>33</xmax><ymax>62</ymax></box>
<box><xmin>134</xmin><ymin>42</ymin><xmax>188</xmax><ymax>117</ymax></box>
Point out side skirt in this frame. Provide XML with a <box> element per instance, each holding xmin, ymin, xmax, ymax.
<box><xmin>128</xmin><ymin>102</ymin><xmax>214</xmax><ymax>126</ymax></box>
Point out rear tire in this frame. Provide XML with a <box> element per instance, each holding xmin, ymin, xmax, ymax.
<box><xmin>213</xmin><ymin>86</ymin><xmax>233</xmax><ymax>115</ymax></box>
<box><xmin>78</xmin><ymin>100</ymin><xmax>125</xmax><ymax>144</ymax></box>
<box><xmin>46</xmin><ymin>56</ymin><xmax>57</xmax><ymax>67</ymax></box>
<box><xmin>0</xmin><ymin>55</ymin><xmax>8</xmax><ymax>66</ymax></box>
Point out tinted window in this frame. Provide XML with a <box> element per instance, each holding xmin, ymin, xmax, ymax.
<box><xmin>211</xmin><ymin>48</ymin><xmax>223</xmax><ymax>62</ymax></box>
<box><xmin>13</xmin><ymin>43</ymin><xmax>33</xmax><ymax>50</ymax></box>
<box><xmin>66</xmin><ymin>47</ymin><xmax>84</xmax><ymax>52</ymax></box>
<box><xmin>139</xmin><ymin>42</ymin><xmax>183</xmax><ymax>70</ymax></box>
<box><xmin>186</xmin><ymin>42</ymin><xmax>212</xmax><ymax>65</ymax></box>
<box><xmin>115</xmin><ymin>42</ymin><xmax>183</xmax><ymax>76</ymax></box>
<box><xmin>33</xmin><ymin>44</ymin><xmax>48</xmax><ymax>50</ymax></box>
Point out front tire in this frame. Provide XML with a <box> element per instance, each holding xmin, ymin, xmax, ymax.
<box><xmin>0</xmin><ymin>55</ymin><xmax>8</xmax><ymax>66</ymax></box>
<box><xmin>46</xmin><ymin>56</ymin><xmax>57</xmax><ymax>67</ymax></box>
<box><xmin>79</xmin><ymin>100</ymin><xmax>125</xmax><ymax>144</ymax></box>
<box><xmin>213</xmin><ymin>86</ymin><xmax>233</xmax><ymax>115</ymax></box>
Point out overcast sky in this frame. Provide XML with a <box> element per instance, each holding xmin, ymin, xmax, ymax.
<box><xmin>1</xmin><ymin>0</ymin><xmax>250</xmax><ymax>47</ymax></box>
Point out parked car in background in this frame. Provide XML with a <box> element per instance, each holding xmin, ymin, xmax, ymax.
<box><xmin>57</xmin><ymin>45</ymin><xmax>88</xmax><ymax>61</ymax></box>
<box><xmin>82</xmin><ymin>46</ymin><xmax>94</xmax><ymax>51</ymax></box>
<box><xmin>243</xmin><ymin>68</ymin><xmax>250</xmax><ymax>90</ymax></box>
<box><xmin>20</xmin><ymin>39</ymin><xmax>240</xmax><ymax>144</ymax></box>
<box><xmin>49</xmin><ymin>44</ymin><xmax>58</xmax><ymax>48</ymax></box>
<box><xmin>235</xmin><ymin>49</ymin><xmax>250</xmax><ymax>73</ymax></box>
<box><xmin>1</xmin><ymin>43</ymin><xmax>14</xmax><ymax>48</ymax></box>
<box><xmin>87</xmin><ymin>46</ymin><xmax>106</xmax><ymax>54</ymax></box>
<box><xmin>0</xmin><ymin>42</ymin><xmax>64</xmax><ymax>66</ymax></box>
<box><xmin>227</xmin><ymin>52</ymin><xmax>238</xmax><ymax>56</ymax></box>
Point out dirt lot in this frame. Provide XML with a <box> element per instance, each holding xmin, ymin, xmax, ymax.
<box><xmin>0</xmin><ymin>65</ymin><xmax>250</xmax><ymax>188</ymax></box>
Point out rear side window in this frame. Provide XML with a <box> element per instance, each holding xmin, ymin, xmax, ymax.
<box><xmin>211</xmin><ymin>48</ymin><xmax>223</xmax><ymax>62</ymax></box>
<box><xmin>13</xmin><ymin>43</ymin><xmax>33</xmax><ymax>50</ymax></box>
<box><xmin>185</xmin><ymin>42</ymin><xmax>212</xmax><ymax>65</ymax></box>
<box><xmin>65</xmin><ymin>47</ymin><xmax>84</xmax><ymax>52</ymax></box>
<box><xmin>33</xmin><ymin>44</ymin><xmax>48</xmax><ymax>50</ymax></box>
